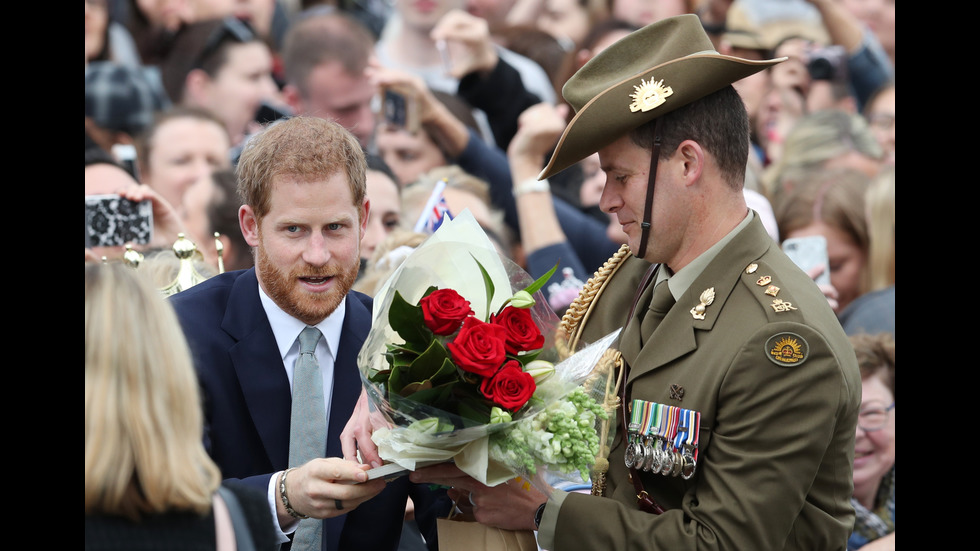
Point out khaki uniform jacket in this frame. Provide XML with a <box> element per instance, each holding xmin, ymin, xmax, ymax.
<box><xmin>558</xmin><ymin>215</ymin><xmax>861</xmax><ymax>550</ymax></box>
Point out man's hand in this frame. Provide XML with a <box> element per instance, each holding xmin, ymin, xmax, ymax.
<box><xmin>339</xmin><ymin>388</ymin><xmax>390</xmax><ymax>467</ymax></box>
<box><xmin>276</xmin><ymin>457</ymin><xmax>387</xmax><ymax>527</ymax></box>
<box><xmin>410</xmin><ymin>463</ymin><xmax>547</xmax><ymax>531</ymax></box>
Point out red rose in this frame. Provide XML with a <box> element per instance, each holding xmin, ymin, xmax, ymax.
<box><xmin>420</xmin><ymin>288</ymin><xmax>474</xmax><ymax>335</ymax></box>
<box><xmin>491</xmin><ymin>306</ymin><xmax>544</xmax><ymax>355</ymax></box>
<box><xmin>480</xmin><ymin>360</ymin><xmax>536</xmax><ymax>411</ymax></box>
<box><xmin>447</xmin><ymin>317</ymin><xmax>508</xmax><ymax>377</ymax></box>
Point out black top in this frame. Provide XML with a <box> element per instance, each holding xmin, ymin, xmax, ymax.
<box><xmin>85</xmin><ymin>481</ymin><xmax>279</xmax><ymax>550</ymax></box>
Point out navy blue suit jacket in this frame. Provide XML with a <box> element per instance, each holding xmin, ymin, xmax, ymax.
<box><xmin>170</xmin><ymin>268</ymin><xmax>448</xmax><ymax>551</ymax></box>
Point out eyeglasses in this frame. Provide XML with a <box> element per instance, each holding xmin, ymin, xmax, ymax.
<box><xmin>857</xmin><ymin>401</ymin><xmax>894</xmax><ymax>432</ymax></box>
<box><xmin>193</xmin><ymin>17</ymin><xmax>257</xmax><ymax>70</ymax></box>
<box><xmin>867</xmin><ymin>113</ymin><xmax>895</xmax><ymax>132</ymax></box>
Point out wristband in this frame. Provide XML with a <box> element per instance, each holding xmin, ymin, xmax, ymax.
<box><xmin>279</xmin><ymin>468</ymin><xmax>309</xmax><ymax>519</ymax></box>
<box><xmin>513</xmin><ymin>177</ymin><xmax>551</xmax><ymax>197</ymax></box>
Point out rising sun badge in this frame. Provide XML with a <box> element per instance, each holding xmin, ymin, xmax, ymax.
<box><xmin>765</xmin><ymin>333</ymin><xmax>809</xmax><ymax>367</ymax></box>
<box><xmin>629</xmin><ymin>77</ymin><xmax>673</xmax><ymax>112</ymax></box>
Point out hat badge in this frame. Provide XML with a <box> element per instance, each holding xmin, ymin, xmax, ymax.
<box><xmin>629</xmin><ymin>77</ymin><xmax>673</xmax><ymax>113</ymax></box>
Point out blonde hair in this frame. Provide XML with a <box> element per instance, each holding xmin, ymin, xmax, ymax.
<box><xmin>353</xmin><ymin>227</ymin><xmax>429</xmax><ymax>297</ymax></box>
<box><xmin>401</xmin><ymin>165</ymin><xmax>511</xmax><ymax>254</ymax></box>
<box><xmin>762</xmin><ymin>109</ymin><xmax>883</xmax><ymax>200</ymax></box>
<box><xmin>85</xmin><ymin>262</ymin><xmax>221</xmax><ymax>520</ymax></box>
<box><xmin>865</xmin><ymin>166</ymin><xmax>895</xmax><ymax>291</ymax></box>
<box><xmin>137</xmin><ymin>247</ymin><xmax>218</xmax><ymax>291</ymax></box>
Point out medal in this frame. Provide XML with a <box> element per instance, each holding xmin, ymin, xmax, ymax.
<box><xmin>660</xmin><ymin>405</ymin><xmax>680</xmax><ymax>475</ymax></box>
<box><xmin>646</xmin><ymin>404</ymin><xmax>666</xmax><ymax>472</ymax></box>
<box><xmin>676</xmin><ymin>408</ymin><xmax>700</xmax><ymax>479</ymax></box>
<box><xmin>626</xmin><ymin>400</ymin><xmax>654</xmax><ymax>470</ymax></box>
<box><xmin>625</xmin><ymin>435</ymin><xmax>641</xmax><ymax>469</ymax></box>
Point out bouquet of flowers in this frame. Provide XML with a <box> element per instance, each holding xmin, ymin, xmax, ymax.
<box><xmin>357</xmin><ymin>210</ymin><xmax>621</xmax><ymax>487</ymax></box>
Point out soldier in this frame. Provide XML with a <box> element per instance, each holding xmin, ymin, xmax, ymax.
<box><xmin>408</xmin><ymin>14</ymin><xmax>861</xmax><ymax>550</ymax></box>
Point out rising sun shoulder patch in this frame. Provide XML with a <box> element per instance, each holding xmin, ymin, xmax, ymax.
<box><xmin>765</xmin><ymin>333</ymin><xmax>809</xmax><ymax>367</ymax></box>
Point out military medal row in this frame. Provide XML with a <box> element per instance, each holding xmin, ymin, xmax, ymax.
<box><xmin>624</xmin><ymin>399</ymin><xmax>700</xmax><ymax>480</ymax></box>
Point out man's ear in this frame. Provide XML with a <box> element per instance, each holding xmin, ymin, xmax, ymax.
<box><xmin>183</xmin><ymin>68</ymin><xmax>211</xmax><ymax>105</ymax></box>
<box><xmin>676</xmin><ymin>139</ymin><xmax>705</xmax><ymax>185</ymax></box>
<box><xmin>281</xmin><ymin>83</ymin><xmax>303</xmax><ymax>115</ymax></box>
<box><xmin>240</xmin><ymin>205</ymin><xmax>260</xmax><ymax>247</ymax></box>
<box><xmin>360</xmin><ymin>197</ymin><xmax>371</xmax><ymax>236</ymax></box>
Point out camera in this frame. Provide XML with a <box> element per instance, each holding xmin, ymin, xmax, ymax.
<box><xmin>806</xmin><ymin>45</ymin><xmax>847</xmax><ymax>82</ymax></box>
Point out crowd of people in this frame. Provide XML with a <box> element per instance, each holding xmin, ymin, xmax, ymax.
<box><xmin>85</xmin><ymin>0</ymin><xmax>895</xmax><ymax>549</ymax></box>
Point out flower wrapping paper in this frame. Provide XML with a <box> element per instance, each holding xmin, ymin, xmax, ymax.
<box><xmin>357</xmin><ymin>210</ymin><xmax>620</xmax><ymax>486</ymax></box>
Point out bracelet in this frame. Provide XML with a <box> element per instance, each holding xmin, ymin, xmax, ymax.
<box><xmin>513</xmin><ymin>177</ymin><xmax>551</xmax><ymax>197</ymax></box>
<box><xmin>279</xmin><ymin>468</ymin><xmax>309</xmax><ymax>519</ymax></box>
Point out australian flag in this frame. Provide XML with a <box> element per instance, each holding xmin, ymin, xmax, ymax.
<box><xmin>413</xmin><ymin>178</ymin><xmax>453</xmax><ymax>234</ymax></box>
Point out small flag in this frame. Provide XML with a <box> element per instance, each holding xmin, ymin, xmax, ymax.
<box><xmin>413</xmin><ymin>178</ymin><xmax>453</xmax><ymax>234</ymax></box>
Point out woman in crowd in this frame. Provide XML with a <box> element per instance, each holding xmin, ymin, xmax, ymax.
<box><xmin>847</xmin><ymin>331</ymin><xmax>896</xmax><ymax>550</ymax></box>
<box><xmin>85</xmin><ymin>262</ymin><xmax>277</xmax><ymax>549</ymax></box>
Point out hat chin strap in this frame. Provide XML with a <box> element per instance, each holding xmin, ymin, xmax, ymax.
<box><xmin>636</xmin><ymin>118</ymin><xmax>664</xmax><ymax>259</ymax></box>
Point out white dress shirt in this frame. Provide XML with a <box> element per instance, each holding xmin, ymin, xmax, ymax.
<box><xmin>257</xmin><ymin>284</ymin><xmax>347</xmax><ymax>541</ymax></box>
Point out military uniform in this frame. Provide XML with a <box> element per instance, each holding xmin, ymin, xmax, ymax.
<box><xmin>552</xmin><ymin>214</ymin><xmax>861</xmax><ymax>550</ymax></box>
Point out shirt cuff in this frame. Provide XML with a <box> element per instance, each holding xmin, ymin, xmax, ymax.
<box><xmin>535</xmin><ymin>489</ymin><xmax>569</xmax><ymax>550</ymax></box>
<box><xmin>268</xmin><ymin>471</ymin><xmax>298</xmax><ymax>542</ymax></box>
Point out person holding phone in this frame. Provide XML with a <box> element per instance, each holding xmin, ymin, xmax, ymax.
<box><xmin>85</xmin><ymin>133</ymin><xmax>186</xmax><ymax>263</ymax></box>
<box><xmin>775</xmin><ymin>166</ymin><xmax>872</xmax><ymax>314</ymax></box>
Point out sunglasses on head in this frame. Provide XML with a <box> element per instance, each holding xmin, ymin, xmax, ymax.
<box><xmin>193</xmin><ymin>16</ymin><xmax>258</xmax><ymax>70</ymax></box>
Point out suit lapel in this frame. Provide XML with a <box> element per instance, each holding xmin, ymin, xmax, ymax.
<box><xmin>326</xmin><ymin>293</ymin><xmax>372</xmax><ymax>458</ymax></box>
<box><xmin>324</xmin><ymin>293</ymin><xmax>372</xmax><ymax>551</ymax></box>
<box><xmin>222</xmin><ymin>269</ymin><xmax>293</xmax><ymax>469</ymax></box>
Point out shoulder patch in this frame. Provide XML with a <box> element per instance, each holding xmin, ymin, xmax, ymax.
<box><xmin>765</xmin><ymin>332</ymin><xmax>809</xmax><ymax>367</ymax></box>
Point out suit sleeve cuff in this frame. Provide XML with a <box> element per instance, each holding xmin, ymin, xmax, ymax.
<box><xmin>535</xmin><ymin>489</ymin><xmax>569</xmax><ymax>550</ymax></box>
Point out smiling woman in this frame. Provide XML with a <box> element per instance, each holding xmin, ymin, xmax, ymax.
<box><xmin>848</xmin><ymin>332</ymin><xmax>895</xmax><ymax>550</ymax></box>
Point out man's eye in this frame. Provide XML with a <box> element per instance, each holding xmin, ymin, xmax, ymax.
<box><xmin>286</xmin><ymin>226</ymin><xmax>300</xmax><ymax>233</ymax></box>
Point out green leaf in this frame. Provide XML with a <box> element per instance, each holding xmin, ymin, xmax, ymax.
<box><xmin>471</xmin><ymin>254</ymin><xmax>494</xmax><ymax>319</ymax></box>
<box><xmin>368</xmin><ymin>369</ymin><xmax>391</xmax><ymax>384</ymax></box>
<box><xmin>389</xmin><ymin>341</ymin><xmax>458</xmax><ymax>399</ymax></box>
<box><xmin>389</xmin><ymin>290</ymin><xmax>431</xmax><ymax>349</ymax></box>
<box><xmin>524</xmin><ymin>262</ymin><xmax>559</xmax><ymax>296</ymax></box>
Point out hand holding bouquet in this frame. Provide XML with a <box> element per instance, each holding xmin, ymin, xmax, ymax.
<box><xmin>357</xmin><ymin>211</ymin><xmax>620</xmax><ymax>486</ymax></box>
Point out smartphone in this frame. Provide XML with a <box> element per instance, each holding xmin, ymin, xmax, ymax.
<box><xmin>782</xmin><ymin>236</ymin><xmax>830</xmax><ymax>286</ymax></box>
<box><xmin>381</xmin><ymin>87</ymin><xmax>419</xmax><ymax>132</ymax></box>
<box><xmin>112</xmin><ymin>143</ymin><xmax>141</xmax><ymax>182</ymax></box>
<box><xmin>85</xmin><ymin>194</ymin><xmax>153</xmax><ymax>248</ymax></box>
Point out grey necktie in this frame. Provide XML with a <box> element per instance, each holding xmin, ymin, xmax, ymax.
<box><xmin>640</xmin><ymin>281</ymin><xmax>675</xmax><ymax>345</ymax></box>
<box><xmin>289</xmin><ymin>326</ymin><xmax>325</xmax><ymax>551</ymax></box>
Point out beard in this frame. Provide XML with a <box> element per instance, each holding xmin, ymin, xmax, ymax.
<box><xmin>256</xmin><ymin>242</ymin><xmax>360</xmax><ymax>326</ymax></box>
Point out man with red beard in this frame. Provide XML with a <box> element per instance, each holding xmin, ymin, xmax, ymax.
<box><xmin>170</xmin><ymin>116</ymin><xmax>449</xmax><ymax>551</ymax></box>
